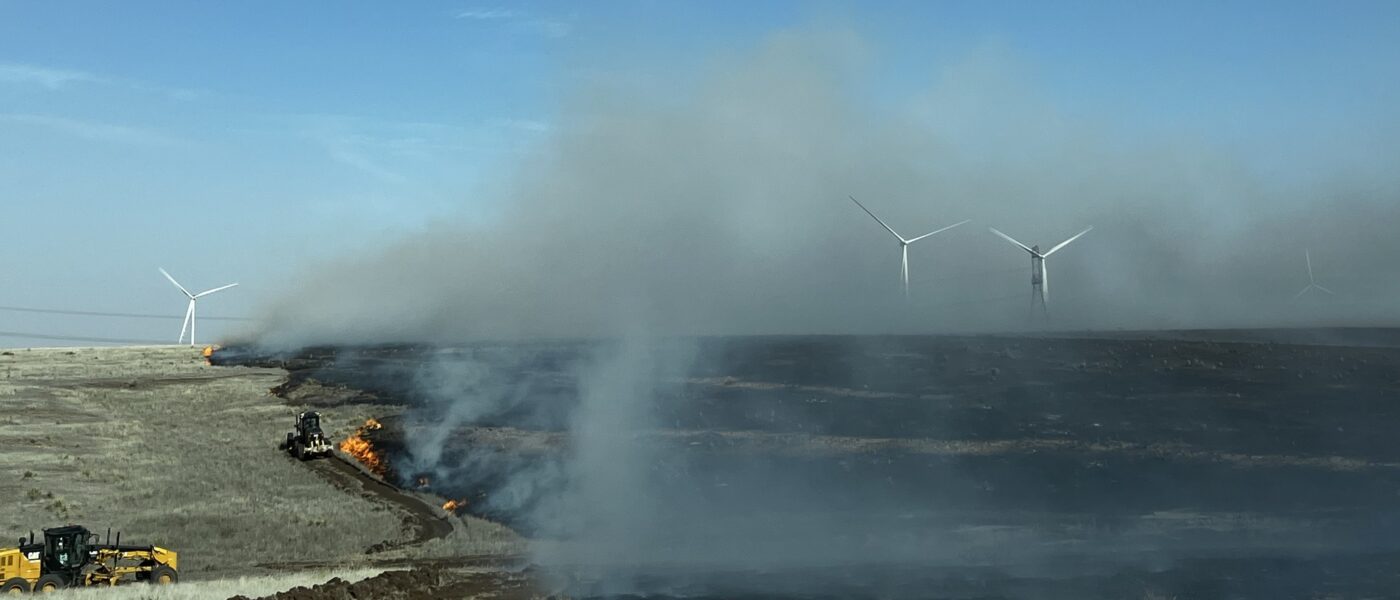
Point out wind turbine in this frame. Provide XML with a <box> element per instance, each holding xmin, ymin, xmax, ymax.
<box><xmin>988</xmin><ymin>226</ymin><xmax>1093</xmax><ymax>319</ymax></box>
<box><xmin>849</xmin><ymin>196</ymin><xmax>969</xmax><ymax>298</ymax></box>
<box><xmin>159</xmin><ymin>268</ymin><xmax>238</xmax><ymax>347</ymax></box>
<box><xmin>1292</xmin><ymin>249</ymin><xmax>1335</xmax><ymax>300</ymax></box>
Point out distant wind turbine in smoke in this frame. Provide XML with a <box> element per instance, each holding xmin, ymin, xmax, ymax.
<box><xmin>989</xmin><ymin>226</ymin><xmax>1093</xmax><ymax>320</ymax></box>
<box><xmin>1292</xmin><ymin>249</ymin><xmax>1335</xmax><ymax>300</ymax></box>
<box><xmin>159</xmin><ymin>268</ymin><xmax>238</xmax><ymax>347</ymax></box>
<box><xmin>849</xmin><ymin>195</ymin><xmax>969</xmax><ymax>299</ymax></box>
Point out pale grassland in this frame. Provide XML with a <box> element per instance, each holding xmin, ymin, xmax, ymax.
<box><xmin>0</xmin><ymin>346</ymin><xmax>518</xmax><ymax>583</ymax></box>
<box><xmin>42</xmin><ymin>568</ymin><xmax>385</xmax><ymax>600</ymax></box>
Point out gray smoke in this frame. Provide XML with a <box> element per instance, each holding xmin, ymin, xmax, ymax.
<box><xmin>529</xmin><ymin>336</ymin><xmax>693</xmax><ymax>563</ymax></box>
<box><xmin>243</xmin><ymin>30</ymin><xmax>1400</xmax><ymax>348</ymax></box>
<box><xmin>242</xmin><ymin>26</ymin><xmax>1400</xmax><ymax>597</ymax></box>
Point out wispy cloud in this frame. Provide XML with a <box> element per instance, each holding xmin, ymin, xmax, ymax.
<box><xmin>452</xmin><ymin>7</ymin><xmax>573</xmax><ymax>38</ymax></box>
<box><xmin>454</xmin><ymin>8</ymin><xmax>524</xmax><ymax>20</ymax></box>
<box><xmin>0</xmin><ymin>61</ymin><xmax>206</xmax><ymax>100</ymax></box>
<box><xmin>325</xmin><ymin>142</ymin><xmax>411</xmax><ymax>184</ymax></box>
<box><xmin>527</xmin><ymin>19</ymin><xmax>572</xmax><ymax>39</ymax></box>
<box><xmin>299</xmin><ymin>116</ymin><xmax>459</xmax><ymax>184</ymax></box>
<box><xmin>0</xmin><ymin>114</ymin><xmax>181</xmax><ymax>146</ymax></box>
<box><xmin>249</xmin><ymin>113</ymin><xmax>542</xmax><ymax>184</ymax></box>
<box><xmin>492</xmin><ymin>118</ymin><xmax>550</xmax><ymax>134</ymax></box>
<box><xmin>0</xmin><ymin>63</ymin><xmax>104</xmax><ymax>89</ymax></box>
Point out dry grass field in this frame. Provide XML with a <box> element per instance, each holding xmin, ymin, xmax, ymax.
<box><xmin>40</xmin><ymin>568</ymin><xmax>386</xmax><ymax>600</ymax></box>
<box><xmin>0</xmin><ymin>346</ymin><xmax>520</xmax><ymax>595</ymax></box>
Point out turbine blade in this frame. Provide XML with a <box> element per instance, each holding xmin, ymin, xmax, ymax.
<box><xmin>1305</xmin><ymin>249</ymin><xmax>1314</xmax><ymax>284</ymax></box>
<box><xmin>195</xmin><ymin>282</ymin><xmax>239</xmax><ymax>298</ymax></box>
<box><xmin>178</xmin><ymin>301</ymin><xmax>193</xmax><ymax>344</ymax></box>
<box><xmin>159</xmin><ymin>267</ymin><xmax>194</xmax><ymax>299</ymax></box>
<box><xmin>1043</xmin><ymin>226</ymin><xmax>1094</xmax><ymax>257</ymax></box>
<box><xmin>1314</xmin><ymin>285</ymin><xmax>1336</xmax><ymax>295</ymax></box>
<box><xmin>1292</xmin><ymin>286</ymin><xmax>1312</xmax><ymax>301</ymax></box>
<box><xmin>1041</xmin><ymin>261</ymin><xmax>1049</xmax><ymax>305</ymax></box>
<box><xmin>989</xmin><ymin>228</ymin><xmax>1036</xmax><ymax>255</ymax></box>
<box><xmin>850</xmin><ymin>196</ymin><xmax>904</xmax><ymax>242</ymax></box>
<box><xmin>905</xmin><ymin>219</ymin><xmax>971</xmax><ymax>244</ymax></box>
<box><xmin>901</xmin><ymin>245</ymin><xmax>910</xmax><ymax>299</ymax></box>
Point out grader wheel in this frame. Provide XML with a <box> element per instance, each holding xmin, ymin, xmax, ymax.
<box><xmin>35</xmin><ymin>574</ymin><xmax>65</xmax><ymax>593</ymax></box>
<box><xmin>0</xmin><ymin>578</ymin><xmax>29</xmax><ymax>595</ymax></box>
<box><xmin>148</xmin><ymin>565</ymin><xmax>178</xmax><ymax>585</ymax></box>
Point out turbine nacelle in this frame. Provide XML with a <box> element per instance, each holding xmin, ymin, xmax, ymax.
<box><xmin>988</xmin><ymin>226</ymin><xmax>1093</xmax><ymax>314</ymax></box>
<box><xmin>1293</xmin><ymin>249</ymin><xmax>1335</xmax><ymax>300</ymax></box>
<box><xmin>159</xmin><ymin>268</ymin><xmax>238</xmax><ymax>347</ymax></box>
<box><xmin>849</xmin><ymin>196</ymin><xmax>968</xmax><ymax>298</ymax></box>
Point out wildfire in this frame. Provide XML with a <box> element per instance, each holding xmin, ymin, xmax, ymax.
<box><xmin>338</xmin><ymin>418</ymin><xmax>388</xmax><ymax>477</ymax></box>
<box><xmin>442</xmin><ymin>498</ymin><xmax>468</xmax><ymax>513</ymax></box>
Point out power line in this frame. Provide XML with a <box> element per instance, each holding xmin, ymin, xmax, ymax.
<box><xmin>0</xmin><ymin>305</ymin><xmax>254</xmax><ymax>322</ymax></box>
<box><xmin>0</xmin><ymin>330</ymin><xmax>171</xmax><ymax>345</ymax></box>
<box><xmin>926</xmin><ymin>293</ymin><xmax>1027</xmax><ymax>308</ymax></box>
<box><xmin>909</xmin><ymin>266</ymin><xmax>1025</xmax><ymax>287</ymax></box>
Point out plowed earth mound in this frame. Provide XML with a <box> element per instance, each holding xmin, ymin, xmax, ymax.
<box><xmin>228</xmin><ymin>568</ymin><xmax>541</xmax><ymax>600</ymax></box>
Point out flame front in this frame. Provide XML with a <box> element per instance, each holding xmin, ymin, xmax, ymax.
<box><xmin>339</xmin><ymin>418</ymin><xmax>388</xmax><ymax>477</ymax></box>
<box><xmin>442</xmin><ymin>498</ymin><xmax>468</xmax><ymax>512</ymax></box>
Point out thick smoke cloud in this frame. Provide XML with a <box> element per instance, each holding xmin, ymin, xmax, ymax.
<box><xmin>243</xmin><ymin>26</ymin><xmax>1400</xmax><ymax>596</ymax></box>
<box><xmin>246</xmin><ymin>30</ymin><xmax>1400</xmax><ymax>348</ymax></box>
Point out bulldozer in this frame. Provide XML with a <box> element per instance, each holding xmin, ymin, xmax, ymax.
<box><xmin>0</xmin><ymin>525</ymin><xmax>177</xmax><ymax>593</ymax></box>
<box><xmin>279</xmin><ymin>410</ymin><xmax>334</xmax><ymax>460</ymax></box>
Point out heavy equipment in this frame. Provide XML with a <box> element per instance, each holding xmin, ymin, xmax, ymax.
<box><xmin>0</xmin><ymin>525</ymin><xmax>177</xmax><ymax>593</ymax></box>
<box><xmin>279</xmin><ymin>410</ymin><xmax>334</xmax><ymax>460</ymax></box>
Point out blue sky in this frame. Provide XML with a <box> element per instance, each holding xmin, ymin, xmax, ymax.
<box><xmin>0</xmin><ymin>1</ymin><xmax>1397</xmax><ymax>345</ymax></box>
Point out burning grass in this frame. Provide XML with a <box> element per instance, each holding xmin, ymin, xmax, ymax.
<box><xmin>338</xmin><ymin>418</ymin><xmax>389</xmax><ymax>478</ymax></box>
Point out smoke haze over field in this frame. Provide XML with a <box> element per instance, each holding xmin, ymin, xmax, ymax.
<box><xmin>247</xmin><ymin>29</ymin><xmax>1400</xmax><ymax>348</ymax></box>
<box><xmin>239</xmin><ymin>28</ymin><xmax>1400</xmax><ymax>590</ymax></box>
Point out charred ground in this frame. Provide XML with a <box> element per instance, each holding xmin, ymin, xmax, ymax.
<box><xmin>215</xmin><ymin>330</ymin><xmax>1400</xmax><ymax>599</ymax></box>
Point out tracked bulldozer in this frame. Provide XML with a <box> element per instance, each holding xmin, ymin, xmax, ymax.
<box><xmin>0</xmin><ymin>525</ymin><xmax>177</xmax><ymax>593</ymax></box>
<box><xmin>279</xmin><ymin>410</ymin><xmax>334</xmax><ymax>460</ymax></box>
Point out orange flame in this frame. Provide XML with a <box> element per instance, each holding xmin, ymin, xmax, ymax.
<box><xmin>443</xmin><ymin>498</ymin><xmax>468</xmax><ymax>512</ymax></box>
<box><xmin>339</xmin><ymin>418</ymin><xmax>388</xmax><ymax>477</ymax></box>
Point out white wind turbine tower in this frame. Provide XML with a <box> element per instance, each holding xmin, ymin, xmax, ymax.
<box><xmin>1292</xmin><ymin>249</ymin><xmax>1335</xmax><ymax>300</ymax></box>
<box><xmin>850</xmin><ymin>196</ymin><xmax>969</xmax><ymax>299</ymax></box>
<box><xmin>159</xmin><ymin>268</ymin><xmax>238</xmax><ymax>347</ymax></box>
<box><xmin>988</xmin><ymin>226</ymin><xmax>1093</xmax><ymax>320</ymax></box>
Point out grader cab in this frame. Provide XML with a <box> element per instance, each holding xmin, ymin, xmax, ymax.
<box><xmin>0</xmin><ymin>526</ymin><xmax>177</xmax><ymax>593</ymax></box>
<box><xmin>280</xmin><ymin>410</ymin><xmax>334</xmax><ymax>460</ymax></box>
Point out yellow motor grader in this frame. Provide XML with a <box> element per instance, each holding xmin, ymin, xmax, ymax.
<box><xmin>0</xmin><ymin>526</ymin><xmax>177</xmax><ymax>593</ymax></box>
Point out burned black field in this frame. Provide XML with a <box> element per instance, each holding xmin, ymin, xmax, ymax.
<box><xmin>217</xmin><ymin>330</ymin><xmax>1400</xmax><ymax>599</ymax></box>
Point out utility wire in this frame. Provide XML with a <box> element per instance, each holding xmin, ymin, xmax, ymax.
<box><xmin>0</xmin><ymin>330</ymin><xmax>171</xmax><ymax>345</ymax></box>
<box><xmin>909</xmin><ymin>266</ymin><xmax>1025</xmax><ymax>287</ymax></box>
<box><xmin>927</xmin><ymin>293</ymin><xmax>1026</xmax><ymax>308</ymax></box>
<box><xmin>0</xmin><ymin>305</ymin><xmax>254</xmax><ymax>321</ymax></box>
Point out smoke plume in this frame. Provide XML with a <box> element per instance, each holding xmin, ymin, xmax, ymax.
<box><xmin>245</xmin><ymin>29</ymin><xmax>1400</xmax><ymax>348</ymax></box>
<box><xmin>243</xmin><ymin>25</ymin><xmax>1400</xmax><ymax>597</ymax></box>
